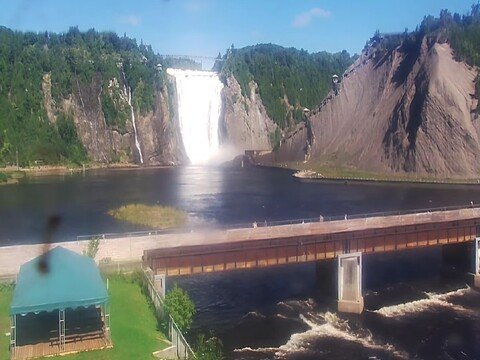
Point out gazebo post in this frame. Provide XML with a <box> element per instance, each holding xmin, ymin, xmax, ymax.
<box><xmin>59</xmin><ymin>309</ymin><xmax>66</xmax><ymax>352</ymax></box>
<box><xmin>104</xmin><ymin>302</ymin><xmax>111</xmax><ymax>344</ymax></box>
<box><xmin>10</xmin><ymin>314</ymin><xmax>16</xmax><ymax>358</ymax></box>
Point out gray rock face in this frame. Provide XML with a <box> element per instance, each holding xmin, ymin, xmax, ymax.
<box><xmin>43</xmin><ymin>74</ymin><xmax>187</xmax><ymax>165</ymax></box>
<box><xmin>42</xmin><ymin>71</ymin><xmax>276</xmax><ymax>166</ymax></box>
<box><xmin>135</xmin><ymin>84</ymin><xmax>188</xmax><ymax>165</ymax></box>
<box><xmin>272</xmin><ymin>36</ymin><xmax>480</xmax><ymax>178</ymax></box>
<box><xmin>220</xmin><ymin>75</ymin><xmax>277</xmax><ymax>155</ymax></box>
<box><xmin>63</xmin><ymin>76</ymin><xmax>125</xmax><ymax>164</ymax></box>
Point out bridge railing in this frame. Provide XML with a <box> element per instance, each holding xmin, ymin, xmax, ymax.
<box><xmin>77</xmin><ymin>228</ymin><xmax>186</xmax><ymax>242</ymax></box>
<box><xmin>240</xmin><ymin>204</ymin><xmax>479</xmax><ymax>228</ymax></box>
<box><xmin>76</xmin><ymin>204</ymin><xmax>478</xmax><ymax>241</ymax></box>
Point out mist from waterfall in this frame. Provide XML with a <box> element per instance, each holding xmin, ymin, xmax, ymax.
<box><xmin>167</xmin><ymin>68</ymin><xmax>223</xmax><ymax>165</ymax></box>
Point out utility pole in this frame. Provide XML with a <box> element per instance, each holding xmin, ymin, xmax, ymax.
<box><xmin>16</xmin><ymin>148</ymin><xmax>19</xmax><ymax>170</ymax></box>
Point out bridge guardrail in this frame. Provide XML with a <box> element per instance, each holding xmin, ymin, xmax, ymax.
<box><xmin>77</xmin><ymin>204</ymin><xmax>479</xmax><ymax>242</ymax></box>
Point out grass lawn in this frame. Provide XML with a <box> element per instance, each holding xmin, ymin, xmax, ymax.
<box><xmin>0</xmin><ymin>275</ymin><xmax>168</xmax><ymax>360</ymax></box>
<box><xmin>0</xmin><ymin>284</ymin><xmax>13</xmax><ymax>360</ymax></box>
<box><xmin>108</xmin><ymin>204</ymin><xmax>187</xmax><ymax>229</ymax></box>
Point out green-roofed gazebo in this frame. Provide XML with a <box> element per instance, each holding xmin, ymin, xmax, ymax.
<box><xmin>9</xmin><ymin>247</ymin><xmax>111</xmax><ymax>359</ymax></box>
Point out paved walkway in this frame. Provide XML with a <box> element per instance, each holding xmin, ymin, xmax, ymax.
<box><xmin>1</xmin><ymin>207</ymin><xmax>479</xmax><ymax>277</ymax></box>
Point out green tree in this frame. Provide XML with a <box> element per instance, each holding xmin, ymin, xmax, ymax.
<box><xmin>83</xmin><ymin>236</ymin><xmax>100</xmax><ymax>259</ymax></box>
<box><xmin>164</xmin><ymin>284</ymin><xmax>196</xmax><ymax>333</ymax></box>
<box><xmin>220</xmin><ymin>44</ymin><xmax>355</xmax><ymax>129</ymax></box>
<box><xmin>0</xmin><ymin>26</ymin><xmax>167</xmax><ymax>165</ymax></box>
<box><xmin>195</xmin><ymin>334</ymin><xmax>224</xmax><ymax>360</ymax></box>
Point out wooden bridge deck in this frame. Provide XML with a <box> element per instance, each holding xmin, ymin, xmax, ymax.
<box><xmin>144</xmin><ymin>207</ymin><xmax>480</xmax><ymax>276</ymax></box>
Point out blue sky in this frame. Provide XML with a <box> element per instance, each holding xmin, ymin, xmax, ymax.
<box><xmin>0</xmin><ymin>0</ymin><xmax>473</xmax><ymax>59</ymax></box>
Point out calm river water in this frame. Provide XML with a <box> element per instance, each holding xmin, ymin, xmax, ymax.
<box><xmin>1</xmin><ymin>166</ymin><xmax>480</xmax><ymax>359</ymax></box>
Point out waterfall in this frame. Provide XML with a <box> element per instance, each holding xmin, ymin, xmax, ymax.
<box><xmin>120</xmin><ymin>68</ymin><xmax>144</xmax><ymax>164</ymax></box>
<box><xmin>167</xmin><ymin>68</ymin><xmax>223</xmax><ymax>164</ymax></box>
<box><xmin>127</xmin><ymin>87</ymin><xmax>144</xmax><ymax>164</ymax></box>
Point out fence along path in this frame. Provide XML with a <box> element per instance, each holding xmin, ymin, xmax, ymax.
<box><xmin>142</xmin><ymin>267</ymin><xmax>195</xmax><ymax>359</ymax></box>
<box><xmin>1</xmin><ymin>205</ymin><xmax>479</xmax><ymax>276</ymax></box>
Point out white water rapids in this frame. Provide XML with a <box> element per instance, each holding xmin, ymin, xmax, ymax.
<box><xmin>167</xmin><ymin>68</ymin><xmax>223</xmax><ymax>164</ymax></box>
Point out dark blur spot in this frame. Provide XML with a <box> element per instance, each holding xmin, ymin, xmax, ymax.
<box><xmin>37</xmin><ymin>215</ymin><xmax>62</xmax><ymax>274</ymax></box>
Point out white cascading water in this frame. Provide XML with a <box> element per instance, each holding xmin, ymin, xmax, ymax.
<box><xmin>124</xmin><ymin>86</ymin><xmax>143</xmax><ymax>164</ymax></box>
<box><xmin>167</xmin><ymin>68</ymin><xmax>223</xmax><ymax>164</ymax></box>
<box><xmin>121</xmin><ymin>68</ymin><xmax>144</xmax><ymax>164</ymax></box>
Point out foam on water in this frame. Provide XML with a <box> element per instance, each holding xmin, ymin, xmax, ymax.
<box><xmin>373</xmin><ymin>287</ymin><xmax>475</xmax><ymax>318</ymax></box>
<box><xmin>242</xmin><ymin>311</ymin><xmax>267</xmax><ymax>320</ymax></box>
<box><xmin>274</xmin><ymin>312</ymin><xmax>409</xmax><ymax>359</ymax></box>
<box><xmin>235</xmin><ymin>304</ymin><xmax>409</xmax><ymax>359</ymax></box>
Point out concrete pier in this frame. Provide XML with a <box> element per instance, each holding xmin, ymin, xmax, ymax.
<box><xmin>337</xmin><ymin>252</ymin><xmax>364</xmax><ymax>314</ymax></box>
<box><xmin>154</xmin><ymin>273</ymin><xmax>166</xmax><ymax>298</ymax></box>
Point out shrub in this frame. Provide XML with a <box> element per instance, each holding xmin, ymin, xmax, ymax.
<box><xmin>0</xmin><ymin>172</ymin><xmax>9</xmax><ymax>183</ymax></box>
<box><xmin>83</xmin><ymin>236</ymin><xmax>100</xmax><ymax>259</ymax></box>
<box><xmin>195</xmin><ymin>334</ymin><xmax>224</xmax><ymax>360</ymax></box>
<box><xmin>164</xmin><ymin>284</ymin><xmax>196</xmax><ymax>333</ymax></box>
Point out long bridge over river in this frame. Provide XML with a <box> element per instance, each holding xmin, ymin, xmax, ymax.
<box><xmin>1</xmin><ymin>206</ymin><xmax>479</xmax><ymax>313</ymax></box>
<box><xmin>142</xmin><ymin>206</ymin><xmax>480</xmax><ymax>313</ymax></box>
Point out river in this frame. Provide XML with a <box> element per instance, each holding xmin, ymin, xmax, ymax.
<box><xmin>1</xmin><ymin>166</ymin><xmax>480</xmax><ymax>359</ymax></box>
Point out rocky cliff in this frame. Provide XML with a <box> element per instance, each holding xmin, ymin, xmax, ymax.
<box><xmin>42</xmin><ymin>68</ymin><xmax>275</xmax><ymax>166</ymax></box>
<box><xmin>271</xmin><ymin>34</ymin><xmax>480</xmax><ymax>179</ymax></box>
<box><xmin>135</xmin><ymin>80</ymin><xmax>188</xmax><ymax>165</ymax></box>
<box><xmin>220</xmin><ymin>75</ymin><xmax>278</xmax><ymax>153</ymax></box>
<box><xmin>42</xmin><ymin>73</ymin><xmax>187</xmax><ymax>166</ymax></box>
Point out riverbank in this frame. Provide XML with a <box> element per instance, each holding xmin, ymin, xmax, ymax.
<box><xmin>7</xmin><ymin>158</ymin><xmax>479</xmax><ymax>186</ymax></box>
<box><xmin>0</xmin><ymin>163</ymin><xmax>143</xmax><ymax>177</ymax></box>
<box><xmin>254</xmin><ymin>160</ymin><xmax>480</xmax><ymax>185</ymax></box>
<box><xmin>0</xmin><ymin>170</ymin><xmax>24</xmax><ymax>185</ymax></box>
<box><xmin>1</xmin><ymin>162</ymin><xmax>183</xmax><ymax>179</ymax></box>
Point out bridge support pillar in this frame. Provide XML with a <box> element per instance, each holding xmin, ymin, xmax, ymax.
<box><xmin>337</xmin><ymin>252</ymin><xmax>364</xmax><ymax>314</ymax></box>
<box><xmin>474</xmin><ymin>238</ymin><xmax>480</xmax><ymax>289</ymax></box>
<box><xmin>154</xmin><ymin>273</ymin><xmax>166</xmax><ymax>299</ymax></box>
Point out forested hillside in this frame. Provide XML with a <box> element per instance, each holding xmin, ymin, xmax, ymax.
<box><xmin>0</xmin><ymin>26</ymin><xmax>169</xmax><ymax>166</ymax></box>
<box><xmin>219</xmin><ymin>44</ymin><xmax>355</xmax><ymax>129</ymax></box>
<box><xmin>267</xmin><ymin>5</ymin><xmax>480</xmax><ymax>179</ymax></box>
<box><xmin>431</xmin><ymin>5</ymin><xmax>480</xmax><ymax>111</ymax></box>
<box><xmin>362</xmin><ymin>5</ymin><xmax>480</xmax><ymax>111</ymax></box>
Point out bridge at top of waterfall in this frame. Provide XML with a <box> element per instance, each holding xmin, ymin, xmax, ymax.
<box><xmin>143</xmin><ymin>207</ymin><xmax>480</xmax><ymax>277</ymax></box>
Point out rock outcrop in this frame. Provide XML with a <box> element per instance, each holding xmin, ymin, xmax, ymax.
<box><xmin>220</xmin><ymin>75</ymin><xmax>277</xmax><ymax>154</ymax></box>
<box><xmin>272</xmin><ymin>34</ymin><xmax>480</xmax><ymax>178</ymax></box>
<box><xmin>42</xmin><ymin>74</ymin><xmax>187</xmax><ymax>165</ymax></box>
<box><xmin>134</xmin><ymin>82</ymin><xmax>187</xmax><ymax>165</ymax></box>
